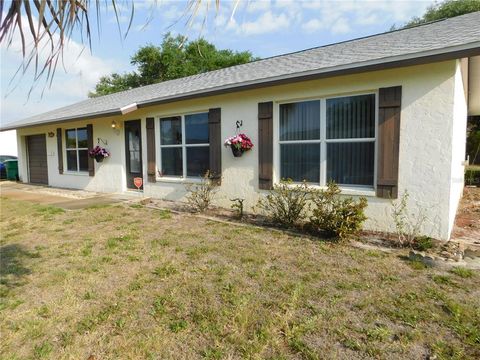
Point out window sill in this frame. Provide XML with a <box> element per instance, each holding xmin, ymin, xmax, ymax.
<box><xmin>281</xmin><ymin>183</ymin><xmax>376</xmax><ymax>197</ymax></box>
<box><xmin>63</xmin><ymin>171</ymin><xmax>89</xmax><ymax>176</ymax></box>
<box><xmin>155</xmin><ymin>176</ymin><xmax>203</xmax><ymax>185</ymax></box>
<box><xmin>337</xmin><ymin>187</ymin><xmax>376</xmax><ymax>197</ymax></box>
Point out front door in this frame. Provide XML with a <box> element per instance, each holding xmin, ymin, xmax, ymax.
<box><xmin>27</xmin><ymin>134</ymin><xmax>48</xmax><ymax>185</ymax></box>
<box><xmin>125</xmin><ymin>120</ymin><xmax>143</xmax><ymax>190</ymax></box>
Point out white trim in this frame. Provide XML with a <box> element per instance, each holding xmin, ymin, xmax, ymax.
<box><xmin>274</xmin><ymin>91</ymin><xmax>378</xmax><ymax>191</ymax></box>
<box><xmin>63</xmin><ymin>171</ymin><xmax>89</xmax><ymax>176</ymax></box>
<box><xmin>120</xmin><ymin>103</ymin><xmax>138</xmax><ymax>115</ymax></box>
<box><xmin>155</xmin><ymin>176</ymin><xmax>203</xmax><ymax>184</ymax></box>
<box><xmin>325</xmin><ymin>138</ymin><xmax>376</xmax><ymax>143</ymax></box>
<box><xmin>320</xmin><ymin>99</ymin><xmax>327</xmax><ymax>187</ymax></box>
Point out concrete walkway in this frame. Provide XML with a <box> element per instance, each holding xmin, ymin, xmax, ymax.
<box><xmin>0</xmin><ymin>181</ymin><xmax>139</xmax><ymax>210</ymax></box>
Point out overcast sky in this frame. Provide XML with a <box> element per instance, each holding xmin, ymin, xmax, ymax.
<box><xmin>0</xmin><ymin>0</ymin><xmax>437</xmax><ymax>128</ymax></box>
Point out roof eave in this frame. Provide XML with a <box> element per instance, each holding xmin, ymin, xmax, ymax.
<box><xmin>0</xmin><ymin>109</ymin><xmax>123</xmax><ymax>131</ymax></box>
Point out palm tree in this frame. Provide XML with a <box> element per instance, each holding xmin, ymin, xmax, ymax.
<box><xmin>0</xmin><ymin>0</ymin><xmax>223</xmax><ymax>88</ymax></box>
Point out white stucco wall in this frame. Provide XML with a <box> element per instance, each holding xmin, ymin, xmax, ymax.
<box><xmin>17</xmin><ymin>118</ymin><xmax>127</xmax><ymax>193</ymax></box>
<box><xmin>16</xmin><ymin>60</ymin><xmax>465</xmax><ymax>240</ymax></box>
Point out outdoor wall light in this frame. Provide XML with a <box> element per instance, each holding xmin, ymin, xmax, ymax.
<box><xmin>111</xmin><ymin>120</ymin><xmax>118</xmax><ymax>129</ymax></box>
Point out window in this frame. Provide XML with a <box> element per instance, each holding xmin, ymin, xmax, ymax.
<box><xmin>65</xmin><ymin>128</ymin><xmax>88</xmax><ymax>172</ymax></box>
<box><xmin>279</xmin><ymin>93</ymin><xmax>376</xmax><ymax>187</ymax></box>
<box><xmin>159</xmin><ymin>112</ymin><xmax>209</xmax><ymax>178</ymax></box>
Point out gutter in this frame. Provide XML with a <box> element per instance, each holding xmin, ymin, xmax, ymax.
<box><xmin>2</xmin><ymin>41</ymin><xmax>480</xmax><ymax>132</ymax></box>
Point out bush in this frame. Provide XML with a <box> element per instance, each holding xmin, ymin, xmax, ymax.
<box><xmin>230</xmin><ymin>198</ymin><xmax>245</xmax><ymax>219</ymax></box>
<box><xmin>256</xmin><ymin>179</ymin><xmax>310</xmax><ymax>227</ymax></box>
<box><xmin>465</xmin><ymin>167</ymin><xmax>480</xmax><ymax>186</ymax></box>
<box><xmin>185</xmin><ymin>170</ymin><xmax>218</xmax><ymax>212</ymax></box>
<box><xmin>413</xmin><ymin>236</ymin><xmax>434</xmax><ymax>251</ymax></box>
<box><xmin>307</xmin><ymin>182</ymin><xmax>368</xmax><ymax>239</ymax></box>
<box><xmin>391</xmin><ymin>190</ymin><xmax>428</xmax><ymax>247</ymax></box>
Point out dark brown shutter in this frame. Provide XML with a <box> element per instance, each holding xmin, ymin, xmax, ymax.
<box><xmin>56</xmin><ymin>128</ymin><xmax>63</xmax><ymax>174</ymax></box>
<box><xmin>377</xmin><ymin>86</ymin><xmax>401</xmax><ymax>198</ymax></box>
<box><xmin>258</xmin><ymin>101</ymin><xmax>273</xmax><ymax>190</ymax></box>
<box><xmin>86</xmin><ymin>124</ymin><xmax>94</xmax><ymax>177</ymax></box>
<box><xmin>208</xmin><ymin>108</ymin><xmax>222</xmax><ymax>185</ymax></box>
<box><xmin>146</xmin><ymin>117</ymin><xmax>156</xmax><ymax>183</ymax></box>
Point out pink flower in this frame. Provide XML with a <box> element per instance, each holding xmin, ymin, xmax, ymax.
<box><xmin>224</xmin><ymin>133</ymin><xmax>254</xmax><ymax>151</ymax></box>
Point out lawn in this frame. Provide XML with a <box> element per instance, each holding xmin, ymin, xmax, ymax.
<box><xmin>1</xmin><ymin>197</ymin><xmax>479</xmax><ymax>359</ymax></box>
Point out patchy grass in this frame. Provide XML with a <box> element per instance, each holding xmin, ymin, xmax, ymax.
<box><xmin>451</xmin><ymin>266</ymin><xmax>475</xmax><ymax>278</ymax></box>
<box><xmin>1</xmin><ymin>197</ymin><xmax>479</xmax><ymax>359</ymax></box>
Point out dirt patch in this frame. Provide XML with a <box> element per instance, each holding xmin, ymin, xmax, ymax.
<box><xmin>451</xmin><ymin>187</ymin><xmax>480</xmax><ymax>246</ymax></box>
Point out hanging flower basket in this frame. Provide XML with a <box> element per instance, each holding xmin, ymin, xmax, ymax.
<box><xmin>89</xmin><ymin>146</ymin><xmax>111</xmax><ymax>163</ymax></box>
<box><xmin>224</xmin><ymin>133</ymin><xmax>253</xmax><ymax>157</ymax></box>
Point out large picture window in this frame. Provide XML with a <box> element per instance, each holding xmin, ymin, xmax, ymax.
<box><xmin>65</xmin><ymin>128</ymin><xmax>88</xmax><ymax>172</ymax></box>
<box><xmin>279</xmin><ymin>94</ymin><xmax>376</xmax><ymax>187</ymax></box>
<box><xmin>159</xmin><ymin>112</ymin><xmax>209</xmax><ymax>178</ymax></box>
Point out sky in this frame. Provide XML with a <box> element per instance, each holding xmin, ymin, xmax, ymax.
<box><xmin>0</xmin><ymin>0</ymin><xmax>437</xmax><ymax>154</ymax></box>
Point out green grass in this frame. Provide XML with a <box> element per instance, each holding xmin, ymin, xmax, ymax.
<box><xmin>0</xmin><ymin>197</ymin><xmax>479</xmax><ymax>359</ymax></box>
<box><xmin>451</xmin><ymin>267</ymin><xmax>474</xmax><ymax>278</ymax></box>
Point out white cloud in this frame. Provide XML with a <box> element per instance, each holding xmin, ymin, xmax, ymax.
<box><xmin>331</xmin><ymin>17</ymin><xmax>351</xmax><ymax>34</ymax></box>
<box><xmin>246</xmin><ymin>0</ymin><xmax>272</xmax><ymax>13</ymax></box>
<box><xmin>235</xmin><ymin>10</ymin><xmax>290</xmax><ymax>35</ymax></box>
<box><xmin>302</xmin><ymin>18</ymin><xmax>322</xmax><ymax>33</ymax></box>
<box><xmin>298</xmin><ymin>0</ymin><xmax>433</xmax><ymax>35</ymax></box>
<box><xmin>0</xmin><ymin>13</ymin><xmax>123</xmax><ymax>124</ymax></box>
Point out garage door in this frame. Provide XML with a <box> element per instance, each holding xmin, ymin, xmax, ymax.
<box><xmin>27</xmin><ymin>134</ymin><xmax>48</xmax><ymax>185</ymax></box>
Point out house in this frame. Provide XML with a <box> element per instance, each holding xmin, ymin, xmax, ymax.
<box><xmin>2</xmin><ymin>12</ymin><xmax>480</xmax><ymax>240</ymax></box>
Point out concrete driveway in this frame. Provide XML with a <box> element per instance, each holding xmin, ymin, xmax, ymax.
<box><xmin>0</xmin><ymin>181</ymin><xmax>137</xmax><ymax>209</ymax></box>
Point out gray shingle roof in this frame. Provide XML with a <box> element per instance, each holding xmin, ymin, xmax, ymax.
<box><xmin>2</xmin><ymin>11</ymin><xmax>480</xmax><ymax>130</ymax></box>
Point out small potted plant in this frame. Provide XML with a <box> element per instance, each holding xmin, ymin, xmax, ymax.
<box><xmin>224</xmin><ymin>133</ymin><xmax>254</xmax><ymax>157</ymax></box>
<box><xmin>88</xmin><ymin>146</ymin><xmax>111</xmax><ymax>162</ymax></box>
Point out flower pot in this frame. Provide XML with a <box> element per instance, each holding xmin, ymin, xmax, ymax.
<box><xmin>95</xmin><ymin>155</ymin><xmax>104</xmax><ymax>163</ymax></box>
<box><xmin>231</xmin><ymin>147</ymin><xmax>244</xmax><ymax>157</ymax></box>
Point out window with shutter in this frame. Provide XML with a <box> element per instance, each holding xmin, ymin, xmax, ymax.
<box><xmin>277</xmin><ymin>94</ymin><xmax>376</xmax><ymax>189</ymax></box>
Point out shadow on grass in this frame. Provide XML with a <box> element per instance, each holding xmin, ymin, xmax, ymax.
<box><xmin>0</xmin><ymin>244</ymin><xmax>34</xmax><ymax>289</ymax></box>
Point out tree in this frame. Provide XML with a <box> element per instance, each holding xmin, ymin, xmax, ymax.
<box><xmin>88</xmin><ymin>34</ymin><xmax>257</xmax><ymax>97</ymax></box>
<box><xmin>399</xmin><ymin>0</ymin><xmax>480</xmax><ymax>28</ymax></box>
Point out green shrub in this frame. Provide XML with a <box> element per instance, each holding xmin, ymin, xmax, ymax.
<box><xmin>256</xmin><ymin>179</ymin><xmax>310</xmax><ymax>227</ymax></box>
<box><xmin>465</xmin><ymin>167</ymin><xmax>480</xmax><ymax>186</ymax></box>
<box><xmin>413</xmin><ymin>236</ymin><xmax>434</xmax><ymax>251</ymax></box>
<box><xmin>308</xmin><ymin>182</ymin><xmax>368</xmax><ymax>239</ymax></box>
